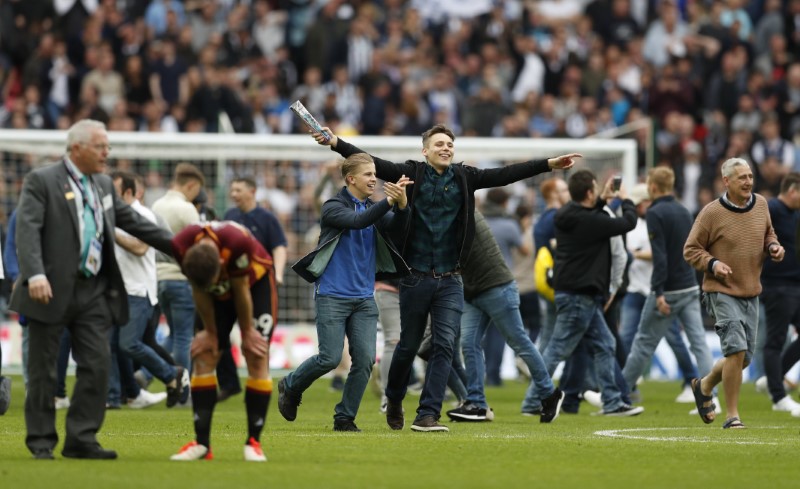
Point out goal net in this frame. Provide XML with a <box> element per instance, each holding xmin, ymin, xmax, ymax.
<box><xmin>0</xmin><ymin>130</ymin><xmax>636</xmax><ymax>328</ymax></box>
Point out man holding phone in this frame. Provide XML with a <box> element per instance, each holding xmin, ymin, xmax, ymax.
<box><xmin>541</xmin><ymin>169</ymin><xmax>644</xmax><ymax>416</ymax></box>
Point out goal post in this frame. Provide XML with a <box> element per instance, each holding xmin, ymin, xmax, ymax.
<box><xmin>0</xmin><ymin>129</ymin><xmax>638</xmax><ymax>327</ymax></box>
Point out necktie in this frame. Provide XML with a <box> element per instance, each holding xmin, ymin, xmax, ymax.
<box><xmin>80</xmin><ymin>175</ymin><xmax>97</xmax><ymax>275</ymax></box>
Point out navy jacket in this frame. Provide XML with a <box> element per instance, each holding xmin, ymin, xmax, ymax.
<box><xmin>292</xmin><ymin>186</ymin><xmax>410</xmax><ymax>283</ymax></box>
<box><xmin>646</xmin><ymin>195</ymin><xmax>698</xmax><ymax>295</ymax></box>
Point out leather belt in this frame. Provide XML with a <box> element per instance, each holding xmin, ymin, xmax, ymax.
<box><xmin>411</xmin><ymin>268</ymin><xmax>461</xmax><ymax>278</ymax></box>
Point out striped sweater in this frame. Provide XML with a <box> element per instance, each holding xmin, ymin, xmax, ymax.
<box><xmin>684</xmin><ymin>194</ymin><xmax>779</xmax><ymax>298</ymax></box>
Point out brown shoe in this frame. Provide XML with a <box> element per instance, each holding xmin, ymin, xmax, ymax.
<box><xmin>386</xmin><ymin>399</ymin><xmax>404</xmax><ymax>430</ymax></box>
<box><xmin>410</xmin><ymin>415</ymin><xmax>449</xmax><ymax>432</ymax></box>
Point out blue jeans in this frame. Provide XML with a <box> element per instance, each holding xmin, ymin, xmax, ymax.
<box><xmin>620</xmin><ymin>291</ymin><xmax>699</xmax><ymax>385</ymax></box>
<box><xmin>108</xmin><ymin>324</ymin><xmax>140</xmax><ymax>405</ymax></box>
<box><xmin>158</xmin><ymin>280</ymin><xmax>195</xmax><ymax>371</ymax></box>
<box><xmin>543</xmin><ymin>292</ymin><xmax>624</xmax><ymax>412</ymax></box>
<box><xmin>537</xmin><ymin>296</ymin><xmax>557</xmax><ymax>353</ymax></box>
<box><xmin>118</xmin><ymin>295</ymin><xmax>176</xmax><ymax>384</ymax></box>
<box><xmin>286</xmin><ymin>296</ymin><xmax>378</xmax><ymax>421</ymax></box>
<box><xmin>482</xmin><ymin>324</ymin><xmax>506</xmax><ymax>386</ymax></box>
<box><xmin>622</xmin><ymin>289</ymin><xmax>712</xmax><ymax>388</ymax></box>
<box><xmin>386</xmin><ymin>273</ymin><xmax>463</xmax><ymax>420</ymax></box>
<box><xmin>461</xmin><ymin>281</ymin><xmax>555</xmax><ymax>411</ymax></box>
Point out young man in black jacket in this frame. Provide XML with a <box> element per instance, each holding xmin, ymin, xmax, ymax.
<box><xmin>284</xmin><ymin>153</ymin><xmax>411</xmax><ymax>432</ymax></box>
<box><xmin>311</xmin><ymin>124</ymin><xmax>579</xmax><ymax>431</ymax></box>
<box><xmin>542</xmin><ymin>169</ymin><xmax>643</xmax><ymax>416</ymax></box>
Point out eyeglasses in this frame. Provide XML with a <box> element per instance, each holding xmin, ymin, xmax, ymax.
<box><xmin>85</xmin><ymin>143</ymin><xmax>112</xmax><ymax>152</ymax></box>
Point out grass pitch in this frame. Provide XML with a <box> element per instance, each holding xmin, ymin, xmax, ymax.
<box><xmin>1</xmin><ymin>374</ymin><xmax>798</xmax><ymax>489</ymax></box>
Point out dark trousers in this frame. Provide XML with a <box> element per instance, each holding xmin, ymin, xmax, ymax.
<box><xmin>386</xmin><ymin>274</ymin><xmax>464</xmax><ymax>420</ymax></box>
<box><xmin>25</xmin><ymin>274</ymin><xmax>112</xmax><ymax>453</ymax></box>
<box><xmin>762</xmin><ymin>286</ymin><xmax>800</xmax><ymax>403</ymax></box>
<box><xmin>55</xmin><ymin>329</ymin><xmax>71</xmax><ymax>398</ymax></box>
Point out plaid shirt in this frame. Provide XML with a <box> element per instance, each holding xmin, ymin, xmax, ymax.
<box><xmin>406</xmin><ymin>164</ymin><xmax>462</xmax><ymax>273</ymax></box>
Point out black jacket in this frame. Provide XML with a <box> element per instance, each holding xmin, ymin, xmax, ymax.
<box><xmin>332</xmin><ymin>138</ymin><xmax>552</xmax><ymax>269</ymax></box>
<box><xmin>553</xmin><ymin>198</ymin><xmax>636</xmax><ymax>297</ymax></box>
<box><xmin>292</xmin><ymin>186</ymin><xmax>409</xmax><ymax>283</ymax></box>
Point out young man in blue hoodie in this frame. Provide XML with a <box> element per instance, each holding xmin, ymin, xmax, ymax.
<box><xmin>281</xmin><ymin>153</ymin><xmax>411</xmax><ymax>432</ymax></box>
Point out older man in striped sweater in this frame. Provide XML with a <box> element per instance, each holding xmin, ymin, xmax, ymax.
<box><xmin>684</xmin><ymin>158</ymin><xmax>785</xmax><ymax>429</ymax></box>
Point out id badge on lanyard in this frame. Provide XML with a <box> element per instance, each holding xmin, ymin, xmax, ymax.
<box><xmin>83</xmin><ymin>238</ymin><xmax>103</xmax><ymax>275</ymax></box>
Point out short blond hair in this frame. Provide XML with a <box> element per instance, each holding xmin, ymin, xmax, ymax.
<box><xmin>647</xmin><ymin>167</ymin><xmax>675</xmax><ymax>194</ymax></box>
<box><xmin>341</xmin><ymin>153</ymin><xmax>374</xmax><ymax>180</ymax></box>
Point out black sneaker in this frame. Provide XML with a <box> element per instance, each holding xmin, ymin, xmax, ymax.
<box><xmin>540</xmin><ymin>387</ymin><xmax>565</xmax><ymax>423</ymax></box>
<box><xmin>166</xmin><ymin>366</ymin><xmax>187</xmax><ymax>408</ymax></box>
<box><xmin>278</xmin><ymin>378</ymin><xmax>302</xmax><ymax>421</ymax></box>
<box><xmin>410</xmin><ymin>415</ymin><xmax>449</xmax><ymax>432</ymax></box>
<box><xmin>330</xmin><ymin>375</ymin><xmax>345</xmax><ymax>392</ymax></box>
<box><xmin>446</xmin><ymin>402</ymin><xmax>488</xmax><ymax>422</ymax></box>
<box><xmin>333</xmin><ymin>419</ymin><xmax>361</xmax><ymax>432</ymax></box>
<box><xmin>386</xmin><ymin>399</ymin><xmax>404</xmax><ymax>430</ymax></box>
<box><xmin>602</xmin><ymin>404</ymin><xmax>645</xmax><ymax>417</ymax></box>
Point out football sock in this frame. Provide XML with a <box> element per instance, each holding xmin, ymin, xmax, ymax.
<box><xmin>245</xmin><ymin>377</ymin><xmax>272</xmax><ymax>443</ymax></box>
<box><xmin>191</xmin><ymin>374</ymin><xmax>218</xmax><ymax>447</ymax></box>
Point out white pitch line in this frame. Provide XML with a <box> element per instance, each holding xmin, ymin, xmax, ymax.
<box><xmin>287</xmin><ymin>432</ymin><xmax>530</xmax><ymax>439</ymax></box>
<box><xmin>594</xmin><ymin>427</ymin><xmax>786</xmax><ymax>445</ymax></box>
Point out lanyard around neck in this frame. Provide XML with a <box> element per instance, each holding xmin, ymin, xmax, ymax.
<box><xmin>63</xmin><ymin>159</ymin><xmax>103</xmax><ymax>230</ymax></box>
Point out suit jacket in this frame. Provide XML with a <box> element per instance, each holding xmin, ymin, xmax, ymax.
<box><xmin>9</xmin><ymin>160</ymin><xmax>174</xmax><ymax>326</ymax></box>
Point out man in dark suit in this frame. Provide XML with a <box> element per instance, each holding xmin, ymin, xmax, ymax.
<box><xmin>10</xmin><ymin>119</ymin><xmax>175</xmax><ymax>460</ymax></box>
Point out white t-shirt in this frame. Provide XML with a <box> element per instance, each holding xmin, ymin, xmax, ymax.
<box><xmin>114</xmin><ymin>200</ymin><xmax>158</xmax><ymax>305</ymax></box>
<box><xmin>626</xmin><ymin>217</ymin><xmax>653</xmax><ymax>295</ymax></box>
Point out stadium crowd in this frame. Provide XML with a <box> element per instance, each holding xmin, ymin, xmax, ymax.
<box><xmin>1</xmin><ymin>0</ymin><xmax>800</xmax><ymax>459</ymax></box>
<box><xmin>0</xmin><ymin>0</ymin><xmax>799</xmax><ymax>211</ymax></box>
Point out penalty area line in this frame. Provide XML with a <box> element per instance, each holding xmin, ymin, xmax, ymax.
<box><xmin>594</xmin><ymin>427</ymin><xmax>786</xmax><ymax>445</ymax></box>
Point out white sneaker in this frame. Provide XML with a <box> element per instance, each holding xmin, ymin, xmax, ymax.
<box><xmin>675</xmin><ymin>385</ymin><xmax>695</xmax><ymax>403</ymax></box>
<box><xmin>772</xmin><ymin>396</ymin><xmax>800</xmax><ymax>413</ymax></box>
<box><xmin>380</xmin><ymin>395</ymin><xmax>388</xmax><ymax>414</ymax></box>
<box><xmin>583</xmin><ymin>390</ymin><xmax>602</xmax><ymax>408</ymax></box>
<box><xmin>755</xmin><ymin>376</ymin><xmax>768</xmax><ymax>394</ymax></box>
<box><xmin>485</xmin><ymin>407</ymin><xmax>495</xmax><ymax>421</ymax></box>
<box><xmin>689</xmin><ymin>396</ymin><xmax>722</xmax><ymax>415</ymax></box>
<box><xmin>244</xmin><ymin>437</ymin><xmax>267</xmax><ymax>462</ymax></box>
<box><xmin>171</xmin><ymin>441</ymin><xmax>212</xmax><ymax>461</ymax></box>
<box><xmin>791</xmin><ymin>408</ymin><xmax>800</xmax><ymax>418</ymax></box>
<box><xmin>127</xmin><ymin>389</ymin><xmax>167</xmax><ymax>409</ymax></box>
<box><xmin>755</xmin><ymin>375</ymin><xmax>797</xmax><ymax>395</ymax></box>
<box><xmin>55</xmin><ymin>397</ymin><xmax>70</xmax><ymax>410</ymax></box>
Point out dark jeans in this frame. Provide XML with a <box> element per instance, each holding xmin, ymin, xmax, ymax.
<box><xmin>762</xmin><ymin>285</ymin><xmax>800</xmax><ymax>403</ymax></box>
<box><xmin>386</xmin><ymin>273</ymin><xmax>463</xmax><ymax>421</ymax></box>
<box><xmin>482</xmin><ymin>325</ymin><xmax>505</xmax><ymax>386</ymax></box>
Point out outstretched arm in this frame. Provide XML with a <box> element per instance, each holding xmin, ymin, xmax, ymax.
<box><xmin>311</xmin><ymin>126</ymin><xmax>414</xmax><ymax>183</ymax></box>
<box><xmin>471</xmin><ymin>153</ymin><xmax>581</xmax><ymax>190</ymax></box>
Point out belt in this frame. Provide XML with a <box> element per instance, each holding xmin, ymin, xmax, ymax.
<box><xmin>411</xmin><ymin>268</ymin><xmax>461</xmax><ymax>278</ymax></box>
